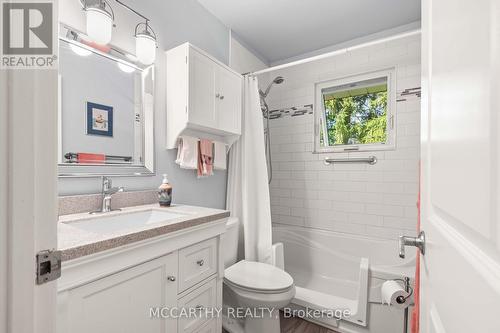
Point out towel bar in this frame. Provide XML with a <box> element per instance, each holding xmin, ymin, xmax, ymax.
<box><xmin>324</xmin><ymin>156</ymin><xmax>377</xmax><ymax>165</ymax></box>
<box><xmin>64</xmin><ymin>152</ymin><xmax>132</xmax><ymax>163</ymax></box>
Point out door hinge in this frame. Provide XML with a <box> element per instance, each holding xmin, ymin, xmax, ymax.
<box><xmin>36</xmin><ymin>249</ymin><xmax>62</xmax><ymax>285</ymax></box>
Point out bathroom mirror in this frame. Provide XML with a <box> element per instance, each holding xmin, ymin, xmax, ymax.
<box><xmin>58</xmin><ymin>26</ymin><xmax>155</xmax><ymax>177</ymax></box>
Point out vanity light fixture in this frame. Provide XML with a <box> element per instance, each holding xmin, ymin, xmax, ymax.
<box><xmin>80</xmin><ymin>0</ymin><xmax>157</xmax><ymax>65</ymax></box>
<box><xmin>134</xmin><ymin>20</ymin><xmax>157</xmax><ymax>65</ymax></box>
<box><xmin>80</xmin><ymin>0</ymin><xmax>115</xmax><ymax>45</ymax></box>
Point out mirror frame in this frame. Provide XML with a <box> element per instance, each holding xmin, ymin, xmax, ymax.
<box><xmin>57</xmin><ymin>24</ymin><xmax>155</xmax><ymax>178</ymax></box>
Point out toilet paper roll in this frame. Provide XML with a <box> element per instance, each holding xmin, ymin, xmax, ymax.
<box><xmin>381</xmin><ymin>280</ymin><xmax>410</xmax><ymax>309</ymax></box>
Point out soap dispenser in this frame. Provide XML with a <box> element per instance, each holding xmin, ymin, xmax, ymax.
<box><xmin>158</xmin><ymin>174</ymin><xmax>172</xmax><ymax>207</ymax></box>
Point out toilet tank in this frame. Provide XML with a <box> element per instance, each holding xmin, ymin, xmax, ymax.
<box><xmin>221</xmin><ymin>217</ymin><xmax>239</xmax><ymax>268</ymax></box>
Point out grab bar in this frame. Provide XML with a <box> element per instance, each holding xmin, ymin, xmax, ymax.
<box><xmin>324</xmin><ymin>156</ymin><xmax>377</xmax><ymax>165</ymax></box>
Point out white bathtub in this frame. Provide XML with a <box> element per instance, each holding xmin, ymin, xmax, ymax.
<box><xmin>273</xmin><ymin>224</ymin><xmax>416</xmax><ymax>333</ymax></box>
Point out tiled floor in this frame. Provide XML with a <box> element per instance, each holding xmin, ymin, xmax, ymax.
<box><xmin>280</xmin><ymin>314</ymin><xmax>338</xmax><ymax>333</ymax></box>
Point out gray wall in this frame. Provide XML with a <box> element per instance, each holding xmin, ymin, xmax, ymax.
<box><xmin>58</xmin><ymin>0</ymin><xmax>230</xmax><ymax>209</ymax></box>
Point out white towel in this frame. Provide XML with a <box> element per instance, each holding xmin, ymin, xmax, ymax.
<box><xmin>175</xmin><ymin>136</ymin><xmax>198</xmax><ymax>169</ymax></box>
<box><xmin>213</xmin><ymin>142</ymin><xmax>227</xmax><ymax>170</ymax></box>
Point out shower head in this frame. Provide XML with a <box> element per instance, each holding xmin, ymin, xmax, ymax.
<box><xmin>260</xmin><ymin>76</ymin><xmax>285</xmax><ymax>98</ymax></box>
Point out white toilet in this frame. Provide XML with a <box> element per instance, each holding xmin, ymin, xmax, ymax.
<box><xmin>221</xmin><ymin>218</ymin><xmax>295</xmax><ymax>333</ymax></box>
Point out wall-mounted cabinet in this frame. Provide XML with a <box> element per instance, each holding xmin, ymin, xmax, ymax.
<box><xmin>166</xmin><ymin>43</ymin><xmax>242</xmax><ymax>149</ymax></box>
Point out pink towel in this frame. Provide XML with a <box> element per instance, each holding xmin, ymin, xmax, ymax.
<box><xmin>198</xmin><ymin>139</ymin><xmax>213</xmax><ymax>177</ymax></box>
<box><xmin>77</xmin><ymin>153</ymin><xmax>105</xmax><ymax>164</ymax></box>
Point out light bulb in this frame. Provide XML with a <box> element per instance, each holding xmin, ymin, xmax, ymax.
<box><xmin>136</xmin><ymin>33</ymin><xmax>156</xmax><ymax>65</ymax></box>
<box><xmin>86</xmin><ymin>8</ymin><xmax>113</xmax><ymax>45</ymax></box>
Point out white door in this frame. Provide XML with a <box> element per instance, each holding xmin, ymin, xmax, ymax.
<box><xmin>189</xmin><ymin>49</ymin><xmax>217</xmax><ymax>128</ymax></box>
<box><xmin>1</xmin><ymin>69</ymin><xmax>59</xmax><ymax>333</ymax></box>
<box><xmin>0</xmin><ymin>50</ymin><xmax>7</xmax><ymax>333</ymax></box>
<box><xmin>215</xmin><ymin>67</ymin><xmax>242</xmax><ymax>134</ymax></box>
<box><xmin>420</xmin><ymin>0</ymin><xmax>500</xmax><ymax>332</ymax></box>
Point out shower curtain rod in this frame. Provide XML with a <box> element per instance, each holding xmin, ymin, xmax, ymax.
<box><xmin>245</xmin><ymin>29</ymin><xmax>421</xmax><ymax>77</ymax></box>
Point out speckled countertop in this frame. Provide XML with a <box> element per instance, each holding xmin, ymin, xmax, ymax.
<box><xmin>58</xmin><ymin>204</ymin><xmax>230</xmax><ymax>261</ymax></box>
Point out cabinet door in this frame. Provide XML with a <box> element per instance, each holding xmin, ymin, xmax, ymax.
<box><xmin>189</xmin><ymin>49</ymin><xmax>217</xmax><ymax>128</ymax></box>
<box><xmin>215</xmin><ymin>67</ymin><xmax>242</xmax><ymax>134</ymax></box>
<box><xmin>64</xmin><ymin>254</ymin><xmax>178</xmax><ymax>333</ymax></box>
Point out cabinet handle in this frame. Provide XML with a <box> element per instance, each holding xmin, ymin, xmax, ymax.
<box><xmin>167</xmin><ymin>275</ymin><xmax>176</xmax><ymax>282</ymax></box>
<box><xmin>196</xmin><ymin>259</ymin><xmax>204</xmax><ymax>266</ymax></box>
<box><xmin>219</xmin><ymin>95</ymin><xmax>224</xmax><ymax>100</ymax></box>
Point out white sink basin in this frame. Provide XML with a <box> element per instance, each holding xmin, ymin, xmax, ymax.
<box><xmin>63</xmin><ymin>209</ymin><xmax>186</xmax><ymax>234</ymax></box>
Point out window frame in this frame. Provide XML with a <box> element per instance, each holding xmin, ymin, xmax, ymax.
<box><xmin>313</xmin><ymin>68</ymin><xmax>397</xmax><ymax>153</ymax></box>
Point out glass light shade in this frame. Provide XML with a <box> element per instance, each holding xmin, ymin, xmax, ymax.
<box><xmin>86</xmin><ymin>8</ymin><xmax>113</xmax><ymax>45</ymax></box>
<box><xmin>136</xmin><ymin>33</ymin><xmax>156</xmax><ymax>65</ymax></box>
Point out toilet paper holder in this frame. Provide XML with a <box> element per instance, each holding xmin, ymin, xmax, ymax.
<box><xmin>369</xmin><ymin>277</ymin><xmax>413</xmax><ymax>333</ymax></box>
<box><xmin>370</xmin><ymin>276</ymin><xmax>413</xmax><ymax>306</ymax></box>
<box><xmin>402</xmin><ymin>276</ymin><xmax>411</xmax><ymax>333</ymax></box>
<box><xmin>397</xmin><ymin>277</ymin><xmax>412</xmax><ymax>305</ymax></box>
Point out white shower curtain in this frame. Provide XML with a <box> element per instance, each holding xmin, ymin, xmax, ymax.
<box><xmin>227</xmin><ymin>76</ymin><xmax>273</xmax><ymax>264</ymax></box>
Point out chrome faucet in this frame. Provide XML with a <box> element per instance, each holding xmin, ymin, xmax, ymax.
<box><xmin>90</xmin><ymin>177</ymin><xmax>124</xmax><ymax>214</ymax></box>
<box><xmin>398</xmin><ymin>231</ymin><xmax>426</xmax><ymax>259</ymax></box>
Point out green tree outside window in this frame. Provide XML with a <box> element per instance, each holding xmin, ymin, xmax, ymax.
<box><xmin>322</xmin><ymin>84</ymin><xmax>387</xmax><ymax>146</ymax></box>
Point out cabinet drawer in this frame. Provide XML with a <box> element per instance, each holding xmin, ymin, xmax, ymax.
<box><xmin>178</xmin><ymin>238</ymin><xmax>217</xmax><ymax>292</ymax></box>
<box><xmin>177</xmin><ymin>278</ymin><xmax>217</xmax><ymax>333</ymax></box>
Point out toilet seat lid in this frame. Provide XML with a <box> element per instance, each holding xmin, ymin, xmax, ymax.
<box><xmin>224</xmin><ymin>260</ymin><xmax>293</xmax><ymax>292</ymax></box>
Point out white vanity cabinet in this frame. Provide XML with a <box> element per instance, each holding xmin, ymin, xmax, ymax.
<box><xmin>166</xmin><ymin>43</ymin><xmax>242</xmax><ymax>149</ymax></box>
<box><xmin>57</xmin><ymin>218</ymin><xmax>226</xmax><ymax>333</ymax></box>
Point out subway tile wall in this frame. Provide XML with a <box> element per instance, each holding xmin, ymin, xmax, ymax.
<box><xmin>259</xmin><ymin>35</ymin><xmax>421</xmax><ymax>240</ymax></box>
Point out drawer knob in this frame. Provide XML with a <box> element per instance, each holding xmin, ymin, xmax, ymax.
<box><xmin>219</xmin><ymin>95</ymin><xmax>224</xmax><ymax>100</ymax></box>
<box><xmin>167</xmin><ymin>275</ymin><xmax>176</xmax><ymax>282</ymax></box>
<box><xmin>196</xmin><ymin>259</ymin><xmax>204</xmax><ymax>266</ymax></box>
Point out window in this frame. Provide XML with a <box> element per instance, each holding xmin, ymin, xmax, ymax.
<box><xmin>314</xmin><ymin>69</ymin><xmax>395</xmax><ymax>152</ymax></box>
